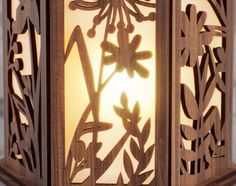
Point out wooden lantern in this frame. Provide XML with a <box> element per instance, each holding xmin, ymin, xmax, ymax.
<box><xmin>0</xmin><ymin>0</ymin><xmax>235</xmax><ymax>185</ymax></box>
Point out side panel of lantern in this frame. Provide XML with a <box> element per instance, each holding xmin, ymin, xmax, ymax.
<box><xmin>1</xmin><ymin>0</ymin><xmax>49</xmax><ymax>185</ymax></box>
<box><xmin>177</xmin><ymin>0</ymin><xmax>234</xmax><ymax>185</ymax></box>
<box><xmin>64</xmin><ymin>0</ymin><xmax>157</xmax><ymax>185</ymax></box>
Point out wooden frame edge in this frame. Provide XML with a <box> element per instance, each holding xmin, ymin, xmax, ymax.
<box><xmin>0</xmin><ymin>160</ymin><xmax>34</xmax><ymax>186</ymax></box>
<box><xmin>198</xmin><ymin>168</ymin><xmax>236</xmax><ymax>186</ymax></box>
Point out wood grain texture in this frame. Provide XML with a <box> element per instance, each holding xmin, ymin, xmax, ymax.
<box><xmin>156</xmin><ymin>0</ymin><xmax>172</xmax><ymax>185</ymax></box>
<box><xmin>176</xmin><ymin>0</ymin><xmax>234</xmax><ymax>185</ymax></box>
<box><xmin>0</xmin><ymin>0</ymin><xmax>235</xmax><ymax>186</ymax></box>
<box><xmin>50</xmin><ymin>0</ymin><xmax>65</xmax><ymax>185</ymax></box>
<box><xmin>1</xmin><ymin>0</ymin><xmax>49</xmax><ymax>185</ymax></box>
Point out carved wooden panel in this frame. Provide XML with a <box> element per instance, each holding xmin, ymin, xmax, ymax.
<box><xmin>179</xmin><ymin>0</ymin><xmax>233</xmax><ymax>185</ymax></box>
<box><xmin>64</xmin><ymin>0</ymin><xmax>157</xmax><ymax>185</ymax></box>
<box><xmin>3</xmin><ymin>0</ymin><xmax>47</xmax><ymax>184</ymax></box>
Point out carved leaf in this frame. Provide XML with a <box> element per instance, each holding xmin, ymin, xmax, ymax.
<box><xmin>203</xmin><ymin>77</ymin><xmax>217</xmax><ymax>110</ymax></box>
<box><xmin>138</xmin><ymin>170</ymin><xmax>154</xmax><ymax>184</ymax></box>
<box><xmin>141</xmin><ymin>119</ymin><xmax>151</xmax><ymax>145</ymax></box>
<box><xmin>22</xmin><ymin>75</ymin><xmax>32</xmax><ymax>97</ymax></box>
<box><xmin>130</xmin><ymin>138</ymin><xmax>140</xmax><ymax>161</ymax></box>
<box><xmin>202</xmin><ymin>106</ymin><xmax>221</xmax><ymax>137</ymax></box>
<box><xmin>113</xmin><ymin>106</ymin><xmax>132</xmax><ymax>120</ymax></box>
<box><xmin>121</xmin><ymin>92</ymin><xmax>128</xmax><ymax>109</ymax></box>
<box><xmin>123</xmin><ymin>150</ymin><xmax>134</xmax><ymax>179</ymax></box>
<box><xmin>214</xmin><ymin>47</ymin><xmax>226</xmax><ymax>63</ymax></box>
<box><xmin>181</xmin><ymin>125</ymin><xmax>197</xmax><ymax>141</ymax></box>
<box><xmin>84</xmin><ymin>122</ymin><xmax>113</xmax><ymax>133</ymax></box>
<box><xmin>140</xmin><ymin>144</ymin><xmax>155</xmax><ymax>171</ymax></box>
<box><xmin>132</xmin><ymin>102</ymin><xmax>141</xmax><ymax>124</ymax></box>
<box><xmin>71</xmin><ymin>140</ymin><xmax>86</xmax><ymax>163</ymax></box>
<box><xmin>64</xmin><ymin>26</ymin><xmax>96</xmax><ymax>104</ymax></box>
<box><xmin>12</xmin><ymin>143</ymin><xmax>19</xmax><ymax>157</ymax></box>
<box><xmin>12</xmin><ymin>94</ymin><xmax>26</xmax><ymax>116</ymax></box>
<box><xmin>181</xmin><ymin>149</ymin><xmax>196</xmax><ymax>161</ymax></box>
<box><xmin>122</xmin><ymin>119</ymin><xmax>139</xmax><ymax>137</ymax></box>
<box><xmin>200</xmin><ymin>54</ymin><xmax>209</xmax><ymax>89</ymax></box>
<box><xmin>181</xmin><ymin>84</ymin><xmax>199</xmax><ymax>120</ymax></box>
<box><xmin>117</xmin><ymin>173</ymin><xmax>124</xmax><ymax>185</ymax></box>
<box><xmin>23</xmin><ymin>149</ymin><xmax>33</xmax><ymax>171</ymax></box>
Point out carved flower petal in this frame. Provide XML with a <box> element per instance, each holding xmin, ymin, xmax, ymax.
<box><xmin>103</xmin><ymin>55</ymin><xmax>117</xmax><ymax>65</ymax></box>
<box><xmin>187</xmin><ymin>4</ymin><xmax>197</xmax><ymax>25</ymax></box>
<box><xmin>134</xmin><ymin>51</ymin><xmax>152</xmax><ymax>60</ymax></box>
<box><xmin>129</xmin><ymin>35</ymin><xmax>142</xmax><ymax>52</ymax></box>
<box><xmin>101</xmin><ymin>41</ymin><xmax>119</xmax><ymax>54</ymax></box>
<box><xmin>134</xmin><ymin>62</ymin><xmax>149</xmax><ymax>78</ymax></box>
<box><xmin>197</xmin><ymin>11</ymin><xmax>207</xmax><ymax>32</ymax></box>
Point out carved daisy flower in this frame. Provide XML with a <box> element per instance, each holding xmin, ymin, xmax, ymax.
<box><xmin>101</xmin><ymin>25</ymin><xmax>152</xmax><ymax>78</ymax></box>
<box><xmin>69</xmin><ymin>0</ymin><xmax>156</xmax><ymax>37</ymax></box>
<box><xmin>180</xmin><ymin>4</ymin><xmax>213</xmax><ymax>67</ymax></box>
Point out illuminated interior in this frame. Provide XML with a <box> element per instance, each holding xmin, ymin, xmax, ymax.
<box><xmin>64</xmin><ymin>0</ymin><xmax>156</xmax><ymax>184</ymax></box>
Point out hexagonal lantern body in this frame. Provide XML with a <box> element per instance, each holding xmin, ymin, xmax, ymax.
<box><xmin>0</xmin><ymin>0</ymin><xmax>235</xmax><ymax>186</ymax></box>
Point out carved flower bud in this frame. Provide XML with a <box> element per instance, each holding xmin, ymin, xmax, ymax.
<box><xmin>14</xmin><ymin>58</ymin><xmax>24</xmax><ymax>71</ymax></box>
<box><xmin>12</xmin><ymin>42</ymin><xmax>22</xmax><ymax>54</ymax></box>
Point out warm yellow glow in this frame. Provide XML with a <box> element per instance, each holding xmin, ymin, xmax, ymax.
<box><xmin>64</xmin><ymin>0</ymin><xmax>156</xmax><ymax>184</ymax></box>
<box><xmin>181</xmin><ymin>0</ymin><xmax>222</xmax><ymax>150</ymax></box>
<box><xmin>11</xmin><ymin>0</ymin><xmax>19</xmax><ymax>21</ymax></box>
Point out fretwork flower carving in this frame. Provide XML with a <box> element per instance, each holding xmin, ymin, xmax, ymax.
<box><xmin>101</xmin><ymin>26</ymin><xmax>152</xmax><ymax>78</ymax></box>
<box><xmin>180</xmin><ymin>4</ymin><xmax>213</xmax><ymax>67</ymax></box>
<box><xmin>69</xmin><ymin>0</ymin><xmax>156</xmax><ymax>37</ymax></box>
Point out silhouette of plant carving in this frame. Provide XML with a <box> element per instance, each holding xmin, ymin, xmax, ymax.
<box><xmin>102</xmin><ymin>28</ymin><xmax>152</xmax><ymax>78</ymax></box>
<box><xmin>6</xmin><ymin>0</ymin><xmax>42</xmax><ymax>176</ymax></box>
<box><xmin>180</xmin><ymin>2</ymin><xmax>228</xmax><ymax>176</ymax></box>
<box><xmin>180</xmin><ymin>4</ymin><xmax>213</xmax><ymax>67</ymax></box>
<box><xmin>65</xmin><ymin>0</ymin><xmax>156</xmax><ymax>184</ymax></box>
<box><xmin>69</xmin><ymin>0</ymin><xmax>156</xmax><ymax>37</ymax></box>
<box><xmin>113</xmin><ymin>93</ymin><xmax>155</xmax><ymax>185</ymax></box>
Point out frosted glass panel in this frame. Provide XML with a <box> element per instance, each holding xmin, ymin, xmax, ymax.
<box><xmin>64</xmin><ymin>0</ymin><xmax>157</xmax><ymax>184</ymax></box>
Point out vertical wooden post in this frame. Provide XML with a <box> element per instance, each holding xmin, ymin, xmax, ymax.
<box><xmin>156</xmin><ymin>0</ymin><xmax>173</xmax><ymax>185</ymax></box>
<box><xmin>174</xmin><ymin>0</ymin><xmax>235</xmax><ymax>185</ymax></box>
<box><xmin>0</xmin><ymin>0</ymin><xmax>235</xmax><ymax>186</ymax></box>
<box><xmin>1</xmin><ymin>0</ymin><xmax>49</xmax><ymax>185</ymax></box>
<box><xmin>50</xmin><ymin>0</ymin><xmax>65</xmax><ymax>185</ymax></box>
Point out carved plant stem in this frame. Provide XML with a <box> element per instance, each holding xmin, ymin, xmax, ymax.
<box><xmin>28</xmin><ymin>19</ymin><xmax>38</xmax><ymax>96</ymax></box>
<box><xmin>64</xmin><ymin>25</ymin><xmax>120</xmax><ymax>184</ymax></box>
<box><xmin>28</xmin><ymin>19</ymin><xmax>42</xmax><ymax>175</ymax></box>
<box><xmin>96</xmin><ymin>132</ymin><xmax>130</xmax><ymax>179</ymax></box>
<box><xmin>8</xmin><ymin>94</ymin><xmax>32</xmax><ymax>171</ymax></box>
<box><xmin>90</xmin><ymin>17</ymin><xmax>112</xmax><ymax>184</ymax></box>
